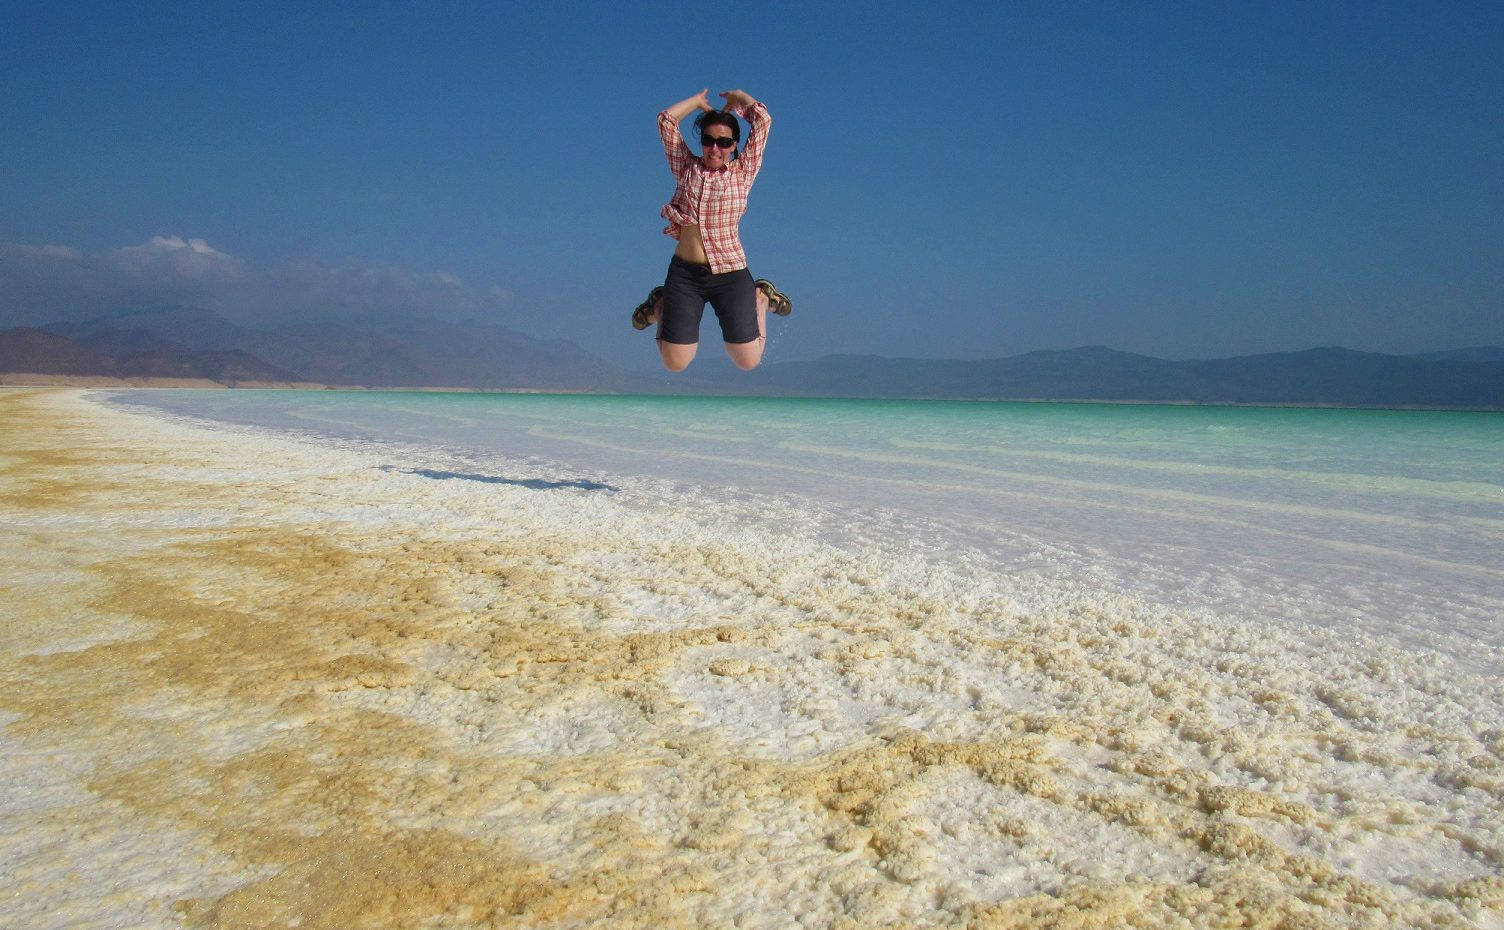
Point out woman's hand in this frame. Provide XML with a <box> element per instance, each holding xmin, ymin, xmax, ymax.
<box><xmin>665</xmin><ymin>89</ymin><xmax>714</xmax><ymax>121</ymax></box>
<box><xmin>720</xmin><ymin>89</ymin><xmax>757</xmax><ymax>109</ymax></box>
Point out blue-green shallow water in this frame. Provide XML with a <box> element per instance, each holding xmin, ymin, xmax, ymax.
<box><xmin>108</xmin><ymin>389</ymin><xmax>1504</xmax><ymax>674</ymax></box>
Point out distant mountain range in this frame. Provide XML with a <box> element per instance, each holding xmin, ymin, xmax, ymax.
<box><xmin>1</xmin><ymin>306</ymin><xmax>1500</xmax><ymax>408</ymax></box>
<box><xmin>1</xmin><ymin>306</ymin><xmax>647</xmax><ymax>392</ymax></box>
<box><xmin>705</xmin><ymin>345</ymin><xmax>1504</xmax><ymax>408</ymax></box>
<box><xmin>0</xmin><ymin>325</ymin><xmax>305</xmax><ymax>383</ymax></box>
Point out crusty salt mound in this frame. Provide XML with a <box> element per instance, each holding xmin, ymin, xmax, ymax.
<box><xmin>2</xmin><ymin>388</ymin><xmax>1500</xmax><ymax>929</ymax></box>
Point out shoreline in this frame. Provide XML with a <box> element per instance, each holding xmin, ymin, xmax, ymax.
<box><xmin>0</xmin><ymin>373</ymin><xmax>578</xmax><ymax>393</ymax></box>
<box><xmin>3</xmin><ymin>376</ymin><xmax>1499</xmax><ymax>412</ymax></box>
<box><xmin>2</xmin><ymin>388</ymin><xmax>1500</xmax><ymax>928</ymax></box>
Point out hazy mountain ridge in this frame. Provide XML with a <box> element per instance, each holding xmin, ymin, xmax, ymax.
<box><xmin>1407</xmin><ymin>347</ymin><xmax>1504</xmax><ymax>363</ymax></box>
<box><xmin>3</xmin><ymin>308</ymin><xmax>1501</xmax><ymax>407</ymax></box>
<box><xmin>17</xmin><ymin>306</ymin><xmax>649</xmax><ymax>391</ymax></box>
<box><xmin>0</xmin><ymin>328</ymin><xmax>115</xmax><ymax>376</ymax></box>
<box><xmin>0</xmin><ymin>326</ymin><xmax>303</xmax><ymax>383</ymax></box>
<box><xmin>718</xmin><ymin>345</ymin><xmax>1504</xmax><ymax>407</ymax></box>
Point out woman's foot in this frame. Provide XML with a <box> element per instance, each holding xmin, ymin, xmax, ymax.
<box><xmin>631</xmin><ymin>286</ymin><xmax>663</xmax><ymax>330</ymax></box>
<box><xmin>756</xmin><ymin>279</ymin><xmax>792</xmax><ymax>316</ymax></box>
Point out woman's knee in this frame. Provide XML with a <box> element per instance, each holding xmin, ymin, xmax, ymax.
<box><xmin>725</xmin><ymin>341</ymin><xmax>763</xmax><ymax>370</ymax></box>
<box><xmin>659</xmin><ymin>341</ymin><xmax>697</xmax><ymax>371</ymax></box>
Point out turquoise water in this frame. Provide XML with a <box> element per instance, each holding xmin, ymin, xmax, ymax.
<box><xmin>111</xmin><ymin>389</ymin><xmax>1504</xmax><ymax>672</ymax></box>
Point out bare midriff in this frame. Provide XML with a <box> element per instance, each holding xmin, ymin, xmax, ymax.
<box><xmin>673</xmin><ymin>225</ymin><xmax>710</xmax><ymax>265</ymax></box>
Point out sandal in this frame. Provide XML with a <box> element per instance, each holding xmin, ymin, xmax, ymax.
<box><xmin>631</xmin><ymin>286</ymin><xmax>663</xmax><ymax>331</ymax></box>
<box><xmin>756</xmin><ymin>279</ymin><xmax>792</xmax><ymax>316</ymax></box>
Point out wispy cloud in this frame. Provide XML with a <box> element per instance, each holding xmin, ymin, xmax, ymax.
<box><xmin>0</xmin><ymin>237</ymin><xmax>511</xmax><ymax>327</ymax></box>
<box><xmin>109</xmin><ymin>236</ymin><xmax>244</xmax><ymax>282</ymax></box>
<box><xmin>7</xmin><ymin>244</ymin><xmax>83</xmax><ymax>261</ymax></box>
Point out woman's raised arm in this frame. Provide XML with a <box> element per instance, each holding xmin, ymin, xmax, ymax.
<box><xmin>659</xmin><ymin>89</ymin><xmax>712</xmax><ymax>174</ymax></box>
<box><xmin>720</xmin><ymin>90</ymin><xmax>769</xmax><ymax>176</ymax></box>
<box><xmin>663</xmin><ymin>89</ymin><xmax>713</xmax><ymax>122</ymax></box>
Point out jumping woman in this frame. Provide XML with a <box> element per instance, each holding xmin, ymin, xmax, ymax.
<box><xmin>631</xmin><ymin>88</ymin><xmax>790</xmax><ymax>371</ymax></box>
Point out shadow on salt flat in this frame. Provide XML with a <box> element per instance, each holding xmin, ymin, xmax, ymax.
<box><xmin>380</xmin><ymin>466</ymin><xmax>618</xmax><ymax>493</ymax></box>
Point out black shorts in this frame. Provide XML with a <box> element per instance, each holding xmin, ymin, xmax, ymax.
<box><xmin>659</xmin><ymin>255</ymin><xmax>759</xmax><ymax>345</ymax></box>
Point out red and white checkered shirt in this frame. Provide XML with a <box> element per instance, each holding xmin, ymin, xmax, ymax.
<box><xmin>659</xmin><ymin>101</ymin><xmax>771</xmax><ymax>274</ymax></box>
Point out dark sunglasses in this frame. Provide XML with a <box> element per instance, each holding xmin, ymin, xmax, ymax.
<box><xmin>700</xmin><ymin>134</ymin><xmax>737</xmax><ymax>149</ymax></box>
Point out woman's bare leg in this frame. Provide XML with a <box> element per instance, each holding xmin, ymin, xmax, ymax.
<box><xmin>658</xmin><ymin>339</ymin><xmax>698</xmax><ymax>371</ymax></box>
<box><xmin>724</xmin><ymin>289</ymin><xmax>768</xmax><ymax>370</ymax></box>
<box><xmin>650</xmin><ymin>295</ymin><xmax>699</xmax><ymax>370</ymax></box>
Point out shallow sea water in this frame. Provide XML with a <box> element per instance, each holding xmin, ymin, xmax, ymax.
<box><xmin>116</xmin><ymin>389</ymin><xmax>1504</xmax><ymax>674</ymax></box>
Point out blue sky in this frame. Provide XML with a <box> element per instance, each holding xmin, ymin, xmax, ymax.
<box><xmin>3</xmin><ymin>1</ymin><xmax>1500</xmax><ymax>368</ymax></box>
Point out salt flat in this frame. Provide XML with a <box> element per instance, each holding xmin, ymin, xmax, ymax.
<box><xmin>2</xmin><ymin>387</ymin><xmax>1501</xmax><ymax>929</ymax></box>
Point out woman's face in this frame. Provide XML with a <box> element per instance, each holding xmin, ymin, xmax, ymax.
<box><xmin>701</xmin><ymin>124</ymin><xmax>736</xmax><ymax>170</ymax></box>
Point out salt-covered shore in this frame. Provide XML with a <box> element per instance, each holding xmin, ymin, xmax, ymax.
<box><xmin>2</xmin><ymin>387</ymin><xmax>1501</xmax><ymax>929</ymax></box>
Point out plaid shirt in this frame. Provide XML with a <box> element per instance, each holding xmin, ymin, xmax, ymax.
<box><xmin>659</xmin><ymin>101</ymin><xmax>771</xmax><ymax>273</ymax></box>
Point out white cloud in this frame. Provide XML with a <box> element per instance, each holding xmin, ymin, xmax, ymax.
<box><xmin>109</xmin><ymin>235</ymin><xmax>244</xmax><ymax>282</ymax></box>
<box><xmin>2</xmin><ymin>243</ymin><xmax>83</xmax><ymax>261</ymax></box>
